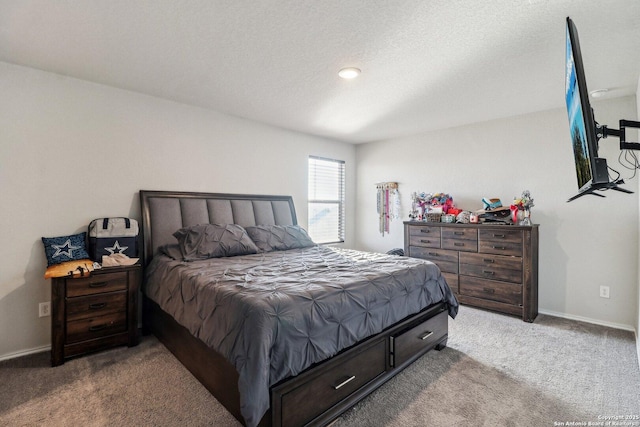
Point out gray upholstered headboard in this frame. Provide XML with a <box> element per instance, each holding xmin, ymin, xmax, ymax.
<box><xmin>139</xmin><ymin>190</ymin><xmax>298</xmax><ymax>266</ymax></box>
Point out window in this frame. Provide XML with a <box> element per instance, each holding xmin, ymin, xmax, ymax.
<box><xmin>308</xmin><ymin>156</ymin><xmax>345</xmax><ymax>244</ymax></box>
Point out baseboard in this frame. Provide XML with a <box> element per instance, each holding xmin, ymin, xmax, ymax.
<box><xmin>636</xmin><ymin>329</ymin><xmax>640</xmax><ymax>370</ymax></box>
<box><xmin>538</xmin><ymin>309</ymin><xmax>635</xmax><ymax>332</ymax></box>
<box><xmin>0</xmin><ymin>345</ymin><xmax>50</xmax><ymax>363</ymax></box>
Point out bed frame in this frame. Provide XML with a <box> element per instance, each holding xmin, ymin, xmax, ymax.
<box><xmin>139</xmin><ymin>190</ymin><xmax>449</xmax><ymax>427</ymax></box>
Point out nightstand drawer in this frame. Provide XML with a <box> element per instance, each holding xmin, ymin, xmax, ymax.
<box><xmin>66</xmin><ymin>311</ymin><xmax>127</xmax><ymax>344</ymax></box>
<box><xmin>66</xmin><ymin>291</ymin><xmax>127</xmax><ymax>322</ymax></box>
<box><xmin>66</xmin><ymin>271</ymin><xmax>127</xmax><ymax>297</ymax></box>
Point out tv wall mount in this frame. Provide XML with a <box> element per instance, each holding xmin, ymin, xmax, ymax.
<box><xmin>596</xmin><ymin>119</ymin><xmax>640</xmax><ymax>150</ymax></box>
<box><xmin>568</xmin><ymin>119</ymin><xmax>640</xmax><ymax>202</ymax></box>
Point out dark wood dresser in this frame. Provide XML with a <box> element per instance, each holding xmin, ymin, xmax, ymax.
<box><xmin>50</xmin><ymin>264</ymin><xmax>141</xmax><ymax>366</ymax></box>
<box><xmin>404</xmin><ymin>221</ymin><xmax>539</xmax><ymax>322</ymax></box>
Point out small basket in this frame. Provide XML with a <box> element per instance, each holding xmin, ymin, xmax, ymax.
<box><xmin>441</xmin><ymin>214</ymin><xmax>456</xmax><ymax>223</ymax></box>
<box><xmin>426</xmin><ymin>213</ymin><xmax>442</xmax><ymax>222</ymax></box>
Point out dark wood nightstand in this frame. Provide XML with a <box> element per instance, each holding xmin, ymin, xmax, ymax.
<box><xmin>50</xmin><ymin>264</ymin><xmax>141</xmax><ymax>366</ymax></box>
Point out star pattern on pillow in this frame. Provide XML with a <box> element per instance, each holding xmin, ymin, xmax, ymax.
<box><xmin>104</xmin><ymin>240</ymin><xmax>128</xmax><ymax>255</ymax></box>
<box><xmin>52</xmin><ymin>239</ymin><xmax>81</xmax><ymax>259</ymax></box>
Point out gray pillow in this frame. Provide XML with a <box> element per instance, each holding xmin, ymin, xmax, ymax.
<box><xmin>159</xmin><ymin>244</ymin><xmax>184</xmax><ymax>260</ymax></box>
<box><xmin>245</xmin><ymin>225</ymin><xmax>315</xmax><ymax>252</ymax></box>
<box><xmin>173</xmin><ymin>224</ymin><xmax>259</xmax><ymax>261</ymax></box>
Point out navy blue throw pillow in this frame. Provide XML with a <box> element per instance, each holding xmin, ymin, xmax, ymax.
<box><xmin>42</xmin><ymin>232</ymin><xmax>91</xmax><ymax>266</ymax></box>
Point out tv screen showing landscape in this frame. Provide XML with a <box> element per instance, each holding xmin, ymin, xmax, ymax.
<box><xmin>565</xmin><ymin>21</ymin><xmax>593</xmax><ymax>191</ymax></box>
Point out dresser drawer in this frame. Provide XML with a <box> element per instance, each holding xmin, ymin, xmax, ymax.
<box><xmin>408</xmin><ymin>247</ymin><xmax>458</xmax><ymax>274</ymax></box>
<box><xmin>459</xmin><ymin>253</ymin><xmax>522</xmax><ymax>283</ymax></box>
<box><xmin>391</xmin><ymin>310</ymin><xmax>447</xmax><ymax>367</ymax></box>
<box><xmin>442</xmin><ymin>238</ymin><xmax>478</xmax><ymax>252</ymax></box>
<box><xmin>479</xmin><ymin>229</ymin><xmax>523</xmax><ymax>256</ymax></box>
<box><xmin>409</xmin><ymin>234</ymin><xmax>440</xmax><ymax>248</ymax></box>
<box><xmin>441</xmin><ymin>227</ymin><xmax>477</xmax><ymax>241</ymax></box>
<box><xmin>441</xmin><ymin>272</ymin><xmax>458</xmax><ymax>293</ymax></box>
<box><xmin>459</xmin><ymin>276</ymin><xmax>522</xmax><ymax>305</ymax></box>
<box><xmin>66</xmin><ymin>291</ymin><xmax>127</xmax><ymax>322</ymax></box>
<box><xmin>66</xmin><ymin>271</ymin><xmax>127</xmax><ymax>297</ymax></box>
<box><xmin>66</xmin><ymin>311</ymin><xmax>127</xmax><ymax>344</ymax></box>
<box><xmin>409</xmin><ymin>225</ymin><xmax>441</xmax><ymax>238</ymax></box>
<box><xmin>441</xmin><ymin>226</ymin><xmax>478</xmax><ymax>252</ymax></box>
<box><xmin>280</xmin><ymin>339</ymin><xmax>386</xmax><ymax>426</ymax></box>
<box><xmin>408</xmin><ymin>225</ymin><xmax>441</xmax><ymax>248</ymax></box>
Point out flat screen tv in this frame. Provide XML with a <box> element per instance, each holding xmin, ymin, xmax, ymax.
<box><xmin>565</xmin><ymin>17</ymin><xmax>608</xmax><ymax>197</ymax></box>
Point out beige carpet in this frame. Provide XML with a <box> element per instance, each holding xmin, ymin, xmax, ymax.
<box><xmin>1</xmin><ymin>306</ymin><xmax>639</xmax><ymax>426</ymax></box>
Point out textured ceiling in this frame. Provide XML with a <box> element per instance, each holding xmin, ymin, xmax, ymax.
<box><xmin>1</xmin><ymin>1</ymin><xmax>639</xmax><ymax>143</ymax></box>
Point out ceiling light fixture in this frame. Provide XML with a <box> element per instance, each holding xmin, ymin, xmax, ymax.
<box><xmin>590</xmin><ymin>89</ymin><xmax>609</xmax><ymax>98</ymax></box>
<box><xmin>338</xmin><ymin>67</ymin><xmax>361</xmax><ymax>79</ymax></box>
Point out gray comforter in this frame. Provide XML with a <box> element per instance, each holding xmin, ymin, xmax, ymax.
<box><xmin>144</xmin><ymin>245</ymin><xmax>458</xmax><ymax>426</ymax></box>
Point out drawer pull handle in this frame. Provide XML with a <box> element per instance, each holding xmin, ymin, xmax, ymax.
<box><xmin>483</xmin><ymin>287</ymin><xmax>495</xmax><ymax>294</ymax></box>
<box><xmin>493</xmin><ymin>234</ymin><xmax>505</xmax><ymax>238</ymax></box>
<box><xmin>89</xmin><ymin>303</ymin><xmax>107</xmax><ymax>310</ymax></box>
<box><xmin>334</xmin><ymin>375</ymin><xmax>356</xmax><ymax>390</ymax></box>
<box><xmin>420</xmin><ymin>239</ymin><xmax>431</xmax><ymax>243</ymax></box>
<box><xmin>419</xmin><ymin>331</ymin><xmax>434</xmax><ymax>340</ymax></box>
<box><xmin>454</xmin><ymin>231</ymin><xmax>464</xmax><ymax>235</ymax></box>
<box><xmin>482</xmin><ymin>270</ymin><xmax>495</xmax><ymax>276</ymax></box>
<box><xmin>454</xmin><ymin>242</ymin><xmax>464</xmax><ymax>247</ymax></box>
<box><xmin>492</xmin><ymin>245</ymin><xmax>506</xmax><ymax>250</ymax></box>
<box><xmin>89</xmin><ymin>282</ymin><xmax>108</xmax><ymax>288</ymax></box>
<box><xmin>88</xmin><ymin>324</ymin><xmax>108</xmax><ymax>332</ymax></box>
<box><xmin>428</xmin><ymin>252</ymin><xmax>438</xmax><ymax>256</ymax></box>
<box><xmin>483</xmin><ymin>259</ymin><xmax>495</xmax><ymax>263</ymax></box>
<box><xmin>420</xmin><ymin>229</ymin><xmax>430</xmax><ymax>233</ymax></box>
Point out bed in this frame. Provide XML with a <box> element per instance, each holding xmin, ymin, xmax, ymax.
<box><xmin>139</xmin><ymin>190</ymin><xmax>458</xmax><ymax>427</ymax></box>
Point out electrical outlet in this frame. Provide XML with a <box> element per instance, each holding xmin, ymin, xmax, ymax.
<box><xmin>599</xmin><ymin>286</ymin><xmax>610</xmax><ymax>299</ymax></box>
<box><xmin>39</xmin><ymin>302</ymin><xmax>51</xmax><ymax>317</ymax></box>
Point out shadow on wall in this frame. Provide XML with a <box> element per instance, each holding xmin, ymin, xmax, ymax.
<box><xmin>531</xmin><ymin>210</ymin><xmax>568</xmax><ymax>313</ymax></box>
<box><xmin>0</xmin><ymin>239</ymin><xmax>54</xmax><ymax>359</ymax></box>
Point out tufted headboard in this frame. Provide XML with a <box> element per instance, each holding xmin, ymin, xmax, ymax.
<box><xmin>139</xmin><ymin>190</ymin><xmax>298</xmax><ymax>266</ymax></box>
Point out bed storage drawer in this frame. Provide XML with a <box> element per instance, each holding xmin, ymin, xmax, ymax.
<box><xmin>390</xmin><ymin>310</ymin><xmax>448</xmax><ymax>367</ymax></box>
<box><xmin>277</xmin><ymin>338</ymin><xmax>386</xmax><ymax>427</ymax></box>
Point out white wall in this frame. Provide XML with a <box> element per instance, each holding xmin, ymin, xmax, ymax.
<box><xmin>355</xmin><ymin>97</ymin><xmax>639</xmax><ymax>329</ymax></box>
<box><xmin>637</xmin><ymin>74</ymin><xmax>640</xmax><ymax>365</ymax></box>
<box><xmin>0</xmin><ymin>61</ymin><xmax>356</xmax><ymax>360</ymax></box>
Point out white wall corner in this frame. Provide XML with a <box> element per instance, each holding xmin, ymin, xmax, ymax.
<box><xmin>636</xmin><ymin>73</ymin><xmax>640</xmax><ymax>370</ymax></box>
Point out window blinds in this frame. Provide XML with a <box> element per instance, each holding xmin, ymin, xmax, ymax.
<box><xmin>308</xmin><ymin>156</ymin><xmax>345</xmax><ymax>244</ymax></box>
